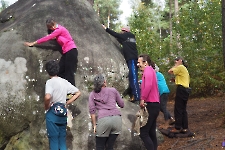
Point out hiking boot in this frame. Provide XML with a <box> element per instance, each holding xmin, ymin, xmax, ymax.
<box><xmin>170</xmin><ymin>128</ymin><xmax>181</xmax><ymax>133</ymax></box>
<box><xmin>180</xmin><ymin>129</ymin><xmax>188</xmax><ymax>134</ymax></box>
<box><xmin>129</xmin><ymin>95</ymin><xmax>135</xmax><ymax>102</ymax></box>
<box><xmin>169</xmin><ymin>117</ymin><xmax>175</xmax><ymax>125</ymax></box>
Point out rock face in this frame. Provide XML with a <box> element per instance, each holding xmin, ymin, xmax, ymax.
<box><xmin>0</xmin><ymin>0</ymin><xmax>163</xmax><ymax>149</ymax></box>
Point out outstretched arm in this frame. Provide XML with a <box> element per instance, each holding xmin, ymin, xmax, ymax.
<box><xmin>24</xmin><ymin>28</ymin><xmax>60</xmax><ymax>47</ymax></box>
<box><xmin>24</xmin><ymin>41</ymin><xmax>37</xmax><ymax>47</ymax></box>
<box><xmin>102</xmin><ymin>24</ymin><xmax>123</xmax><ymax>39</ymax></box>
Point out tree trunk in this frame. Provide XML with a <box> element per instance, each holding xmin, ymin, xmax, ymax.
<box><xmin>107</xmin><ymin>9</ymin><xmax>110</xmax><ymax>28</ymax></box>
<box><xmin>222</xmin><ymin>0</ymin><xmax>225</xmax><ymax>68</ymax></box>
<box><xmin>169</xmin><ymin>0</ymin><xmax>172</xmax><ymax>46</ymax></box>
<box><xmin>174</xmin><ymin>0</ymin><xmax>178</xmax><ymax>16</ymax></box>
<box><xmin>174</xmin><ymin>0</ymin><xmax>181</xmax><ymax>50</ymax></box>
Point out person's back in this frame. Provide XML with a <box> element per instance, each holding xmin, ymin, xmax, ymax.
<box><xmin>102</xmin><ymin>25</ymin><xmax>140</xmax><ymax>103</ymax></box>
<box><xmin>89</xmin><ymin>87</ymin><xmax>124</xmax><ymax>119</ymax></box>
<box><xmin>89</xmin><ymin>74</ymin><xmax>124</xmax><ymax>150</ymax></box>
<box><xmin>156</xmin><ymin>71</ymin><xmax>170</xmax><ymax>95</ymax></box>
<box><xmin>44</xmin><ymin>60</ymin><xmax>80</xmax><ymax>150</ymax></box>
<box><xmin>105</xmin><ymin>28</ymin><xmax>138</xmax><ymax>61</ymax></box>
<box><xmin>156</xmin><ymin>71</ymin><xmax>175</xmax><ymax>128</ymax></box>
<box><xmin>46</xmin><ymin>77</ymin><xmax>77</xmax><ymax>104</ymax></box>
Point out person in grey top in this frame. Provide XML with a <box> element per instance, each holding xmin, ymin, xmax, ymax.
<box><xmin>45</xmin><ymin>60</ymin><xmax>81</xmax><ymax>150</ymax></box>
<box><xmin>89</xmin><ymin>74</ymin><xmax>124</xmax><ymax>150</ymax></box>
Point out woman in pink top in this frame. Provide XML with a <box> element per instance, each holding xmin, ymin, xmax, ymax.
<box><xmin>137</xmin><ymin>54</ymin><xmax>160</xmax><ymax>150</ymax></box>
<box><xmin>24</xmin><ymin>18</ymin><xmax>78</xmax><ymax>86</ymax></box>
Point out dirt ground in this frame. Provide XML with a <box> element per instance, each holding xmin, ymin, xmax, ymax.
<box><xmin>157</xmin><ymin>95</ymin><xmax>225</xmax><ymax>150</ymax></box>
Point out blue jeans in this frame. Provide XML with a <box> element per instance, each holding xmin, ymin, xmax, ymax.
<box><xmin>46</xmin><ymin>107</ymin><xmax>67</xmax><ymax>150</ymax></box>
<box><xmin>127</xmin><ymin>59</ymin><xmax>140</xmax><ymax>101</ymax></box>
<box><xmin>160</xmin><ymin>93</ymin><xmax>172</xmax><ymax>120</ymax></box>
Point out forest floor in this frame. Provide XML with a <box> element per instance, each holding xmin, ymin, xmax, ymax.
<box><xmin>157</xmin><ymin>95</ymin><xmax>225</xmax><ymax>150</ymax></box>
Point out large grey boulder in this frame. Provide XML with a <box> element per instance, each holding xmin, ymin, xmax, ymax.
<box><xmin>0</xmin><ymin>0</ymin><xmax>163</xmax><ymax>149</ymax></box>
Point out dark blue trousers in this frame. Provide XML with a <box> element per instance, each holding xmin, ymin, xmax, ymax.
<box><xmin>160</xmin><ymin>93</ymin><xmax>172</xmax><ymax>120</ymax></box>
<box><xmin>127</xmin><ymin>59</ymin><xmax>140</xmax><ymax>101</ymax></box>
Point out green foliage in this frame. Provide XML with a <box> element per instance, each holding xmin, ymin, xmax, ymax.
<box><xmin>172</xmin><ymin>0</ymin><xmax>224</xmax><ymax>96</ymax></box>
<box><xmin>129</xmin><ymin>3</ymin><xmax>169</xmax><ymax>57</ymax></box>
<box><xmin>128</xmin><ymin>0</ymin><xmax>224</xmax><ymax>97</ymax></box>
<box><xmin>93</xmin><ymin>0</ymin><xmax>122</xmax><ymax>30</ymax></box>
<box><xmin>0</xmin><ymin>0</ymin><xmax>8</xmax><ymax>12</ymax></box>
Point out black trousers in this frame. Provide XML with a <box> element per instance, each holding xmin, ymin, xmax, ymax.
<box><xmin>96</xmin><ymin>134</ymin><xmax>118</xmax><ymax>150</ymax></box>
<box><xmin>174</xmin><ymin>85</ymin><xmax>189</xmax><ymax>130</ymax></box>
<box><xmin>58</xmin><ymin>48</ymin><xmax>78</xmax><ymax>86</ymax></box>
<box><xmin>140</xmin><ymin>102</ymin><xmax>160</xmax><ymax>150</ymax></box>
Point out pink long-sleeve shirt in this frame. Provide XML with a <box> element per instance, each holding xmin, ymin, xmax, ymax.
<box><xmin>37</xmin><ymin>24</ymin><xmax>77</xmax><ymax>54</ymax></box>
<box><xmin>141</xmin><ymin>66</ymin><xmax>160</xmax><ymax>103</ymax></box>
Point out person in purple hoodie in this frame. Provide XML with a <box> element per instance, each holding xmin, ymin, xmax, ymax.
<box><xmin>89</xmin><ymin>74</ymin><xmax>124</xmax><ymax>150</ymax></box>
<box><xmin>24</xmin><ymin>18</ymin><xmax>78</xmax><ymax>86</ymax></box>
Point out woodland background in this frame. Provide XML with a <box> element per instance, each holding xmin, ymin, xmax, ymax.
<box><xmin>1</xmin><ymin>0</ymin><xmax>225</xmax><ymax>97</ymax></box>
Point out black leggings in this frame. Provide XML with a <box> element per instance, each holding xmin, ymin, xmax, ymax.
<box><xmin>139</xmin><ymin>102</ymin><xmax>160</xmax><ymax>150</ymax></box>
<box><xmin>58</xmin><ymin>48</ymin><xmax>78</xmax><ymax>86</ymax></box>
<box><xmin>96</xmin><ymin>134</ymin><xmax>118</xmax><ymax>150</ymax></box>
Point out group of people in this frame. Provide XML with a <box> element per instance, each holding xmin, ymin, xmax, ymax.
<box><xmin>24</xmin><ymin>18</ymin><xmax>80</xmax><ymax>150</ymax></box>
<box><xmin>24</xmin><ymin>18</ymin><xmax>191</xmax><ymax>150</ymax></box>
<box><xmin>96</xmin><ymin>25</ymin><xmax>191</xmax><ymax>150</ymax></box>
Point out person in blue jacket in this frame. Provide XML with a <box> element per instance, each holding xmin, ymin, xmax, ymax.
<box><xmin>155</xmin><ymin>65</ymin><xmax>175</xmax><ymax>129</ymax></box>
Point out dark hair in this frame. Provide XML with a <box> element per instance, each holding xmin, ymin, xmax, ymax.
<box><xmin>138</xmin><ymin>54</ymin><xmax>155</xmax><ymax>69</ymax></box>
<box><xmin>175</xmin><ymin>56</ymin><xmax>188</xmax><ymax>68</ymax></box>
<box><xmin>47</xmin><ymin>29</ymin><xmax>53</xmax><ymax>34</ymax></box>
<box><xmin>93</xmin><ymin>74</ymin><xmax>105</xmax><ymax>93</ymax></box>
<box><xmin>45</xmin><ymin>60</ymin><xmax>59</xmax><ymax>76</ymax></box>
<box><xmin>46</xmin><ymin>18</ymin><xmax>55</xmax><ymax>29</ymax></box>
<box><xmin>182</xmin><ymin>60</ymin><xmax>188</xmax><ymax>68</ymax></box>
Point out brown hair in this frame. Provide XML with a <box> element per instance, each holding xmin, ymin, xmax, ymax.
<box><xmin>138</xmin><ymin>54</ymin><xmax>155</xmax><ymax>69</ymax></box>
<box><xmin>46</xmin><ymin>18</ymin><xmax>55</xmax><ymax>29</ymax></box>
